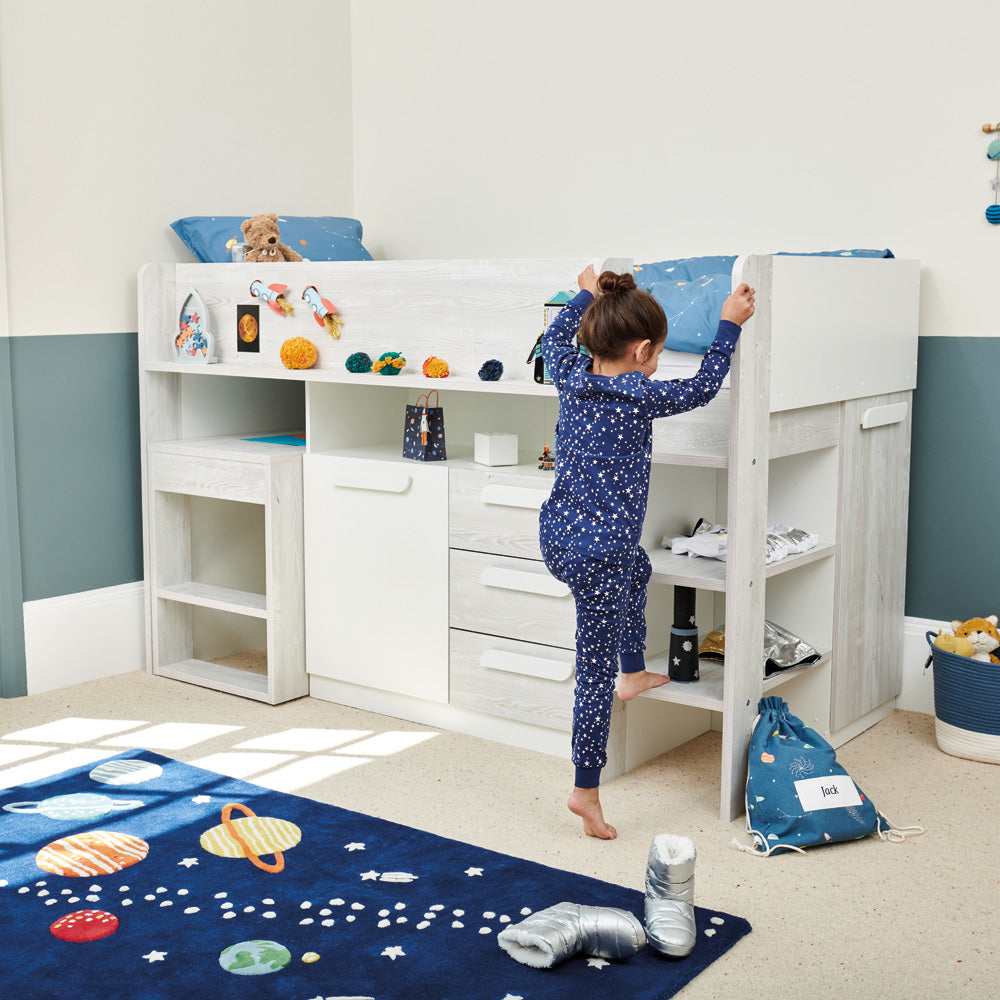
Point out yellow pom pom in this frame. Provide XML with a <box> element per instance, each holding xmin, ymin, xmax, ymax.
<box><xmin>422</xmin><ymin>355</ymin><xmax>450</xmax><ymax>378</ymax></box>
<box><xmin>280</xmin><ymin>336</ymin><xmax>318</xmax><ymax>369</ymax></box>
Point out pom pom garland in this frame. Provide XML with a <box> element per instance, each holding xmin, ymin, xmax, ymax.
<box><xmin>422</xmin><ymin>355</ymin><xmax>450</xmax><ymax>378</ymax></box>
<box><xmin>345</xmin><ymin>351</ymin><xmax>373</xmax><ymax>373</ymax></box>
<box><xmin>478</xmin><ymin>359</ymin><xmax>504</xmax><ymax>381</ymax></box>
<box><xmin>372</xmin><ymin>351</ymin><xmax>406</xmax><ymax>375</ymax></box>
<box><xmin>279</xmin><ymin>337</ymin><xmax>318</xmax><ymax>369</ymax></box>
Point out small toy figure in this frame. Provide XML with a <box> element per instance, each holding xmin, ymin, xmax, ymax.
<box><xmin>250</xmin><ymin>279</ymin><xmax>294</xmax><ymax>315</ymax></box>
<box><xmin>538</xmin><ymin>444</ymin><xmax>554</xmax><ymax>471</ymax></box>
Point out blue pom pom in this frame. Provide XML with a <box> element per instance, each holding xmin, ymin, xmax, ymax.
<box><xmin>478</xmin><ymin>359</ymin><xmax>504</xmax><ymax>381</ymax></box>
<box><xmin>986</xmin><ymin>204</ymin><xmax>1000</xmax><ymax>225</ymax></box>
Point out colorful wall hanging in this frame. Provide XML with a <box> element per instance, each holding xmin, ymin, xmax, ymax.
<box><xmin>983</xmin><ymin>122</ymin><xmax>1000</xmax><ymax>224</ymax></box>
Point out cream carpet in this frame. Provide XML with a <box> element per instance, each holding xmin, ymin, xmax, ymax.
<box><xmin>1</xmin><ymin>672</ymin><xmax>994</xmax><ymax>998</ymax></box>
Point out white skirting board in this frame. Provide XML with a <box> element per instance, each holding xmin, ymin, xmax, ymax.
<box><xmin>22</xmin><ymin>582</ymin><xmax>145</xmax><ymax>695</ymax></box>
<box><xmin>899</xmin><ymin>615</ymin><xmax>947</xmax><ymax>716</ymax></box>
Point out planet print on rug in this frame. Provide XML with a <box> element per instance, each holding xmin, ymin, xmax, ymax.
<box><xmin>35</xmin><ymin>830</ymin><xmax>150</xmax><ymax>877</ymax></box>
<box><xmin>199</xmin><ymin>803</ymin><xmax>302</xmax><ymax>873</ymax></box>
<box><xmin>0</xmin><ymin>750</ymin><xmax>751</xmax><ymax>1000</ymax></box>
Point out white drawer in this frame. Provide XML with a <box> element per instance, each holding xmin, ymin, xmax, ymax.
<box><xmin>149</xmin><ymin>450</ymin><xmax>270</xmax><ymax>503</ymax></box>
<box><xmin>449</xmin><ymin>549</ymin><xmax>576</xmax><ymax>648</ymax></box>
<box><xmin>449</xmin><ymin>468</ymin><xmax>552</xmax><ymax>560</ymax></box>
<box><xmin>449</xmin><ymin>629</ymin><xmax>575</xmax><ymax>732</ymax></box>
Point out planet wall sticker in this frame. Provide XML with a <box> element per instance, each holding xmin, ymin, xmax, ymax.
<box><xmin>199</xmin><ymin>803</ymin><xmax>302</xmax><ymax>873</ymax></box>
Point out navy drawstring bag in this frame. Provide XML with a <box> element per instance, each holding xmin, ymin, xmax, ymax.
<box><xmin>736</xmin><ymin>697</ymin><xmax>921</xmax><ymax>855</ymax></box>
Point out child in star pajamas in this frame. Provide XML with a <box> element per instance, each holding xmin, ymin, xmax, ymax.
<box><xmin>539</xmin><ymin>265</ymin><xmax>755</xmax><ymax>839</ymax></box>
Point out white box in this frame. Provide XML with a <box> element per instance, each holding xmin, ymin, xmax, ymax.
<box><xmin>474</xmin><ymin>432</ymin><xmax>518</xmax><ymax>467</ymax></box>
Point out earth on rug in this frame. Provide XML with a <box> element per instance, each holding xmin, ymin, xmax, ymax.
<box><xmin>0</xmin><ymin>750</ymin><xmax>750</xmax><ymax>1000</ymax></box>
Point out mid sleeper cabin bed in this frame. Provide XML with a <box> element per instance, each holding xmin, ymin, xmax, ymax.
<box><xmin>138</xmin><ymin>253</ymin><xmax>920</xmax><ymax>820</ymax></box>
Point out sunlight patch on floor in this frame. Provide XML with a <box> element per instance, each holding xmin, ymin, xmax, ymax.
<box><xmin>188</xmin><ymin>751</ymin><xmax>298</xmax><ymax>779</ymax></box>
<box><xmin>0</xmin><ymin>749</ymin><xmax>122</xmax><ymax>789</ymax></box>
<box><xmin>234</xmin><ymin>729</ymin><xmax>374</xmax><ymax>752</ymax></box>
<box><xmin>249</xmin><ymin>755</ymin><xmax>372</xmax><ymax>792</ymax></box>
<box><xmin>2</xmin><ymin>718</ymin><xmax>149</xmax><ymax>744</ymax></box>
<box><xmin>336</xmin><ymin>731</ymin><xmax>439</xmax><ymax>756</ymax></box>
<box><xmin>100</xmin><ymin>722</ymin><xmax>243</xmax><ymax>749</ymax></box>
<box><xmin>0</xmin><ymin>744</ymin><xmax>57</xmax><ymax>767</ymax></box>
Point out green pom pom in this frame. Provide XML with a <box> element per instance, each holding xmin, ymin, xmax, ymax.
<box><xmin>374</xmin><ymin>351</ymin><xmax>405</xmax><ymax>376</ymax></box>
<box><xmin>345</xmin><ymin>351</ymin><xmax>373</xmax><ymax>373</ymax></box>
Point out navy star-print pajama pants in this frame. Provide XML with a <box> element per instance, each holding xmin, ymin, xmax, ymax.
<box><xmin>542</xmin><ymin>541</ymin><xmax>652</xmax><ymax>789</ymax></box>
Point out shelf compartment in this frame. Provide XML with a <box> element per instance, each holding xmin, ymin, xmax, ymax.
<box><xmin>639</xmin><ymin>651</ymin><xmax>831</xmax><ymax>712</ymax></box>
<box><xmin>646</xmin><ymin>540</ymin><xmax>836</xmax><ymax>591</ymax></box>
<box><xmin>156</xmin><ymin>582</ymin><xmax>267</xmax><ymax>618</ymax></box>
<box><xmin>155</xmin><ymin>657</ymin><xmax>270</xmax><ymax>701</ymax></box>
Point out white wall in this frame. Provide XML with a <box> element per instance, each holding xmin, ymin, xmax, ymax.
<box><xmin>0</xmin><ymin>0</ymin><xmax>355</xmax><ymax>336</ymax></box>
<box><xmin>352</xmin><ymin>0</ymin><xmax>999</xmax><ymax>340</ymax></box>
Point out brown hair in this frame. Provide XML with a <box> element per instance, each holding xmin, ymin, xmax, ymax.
<box><xmin>578</xmin><ymin>272</ymin><xmax>668</xmax><ymax>360</ymax></box>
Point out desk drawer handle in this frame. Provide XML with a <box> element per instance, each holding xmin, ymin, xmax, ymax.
<box><xmin>480</xmin><ymin>485</ymin><xmax>550</xmax><ymax>510</ymax></box>
<box><xmin>479</xmin><ymin>567</ymin><xmax>570</xmax><ymax>598</ymax></box>
<box><xmin>331</xmin><ymin>470</ymin><xmax>412</xmax><ymax>493</ymax></box>
<box><xmin>480</xmin><ymin>648</ymin><xmax>573</xmax><ymax>681</ymax></box>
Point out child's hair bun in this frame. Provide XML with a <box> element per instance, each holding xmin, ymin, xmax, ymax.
<box><xmin>597</xmin><ymin>271</ymin><xmax>637</xmax><ymax>297</ymax></box>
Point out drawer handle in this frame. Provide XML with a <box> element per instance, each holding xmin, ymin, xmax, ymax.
<box><xmin>479</xmin><ymin>567</ymin><xmax>570</xmax><ymax>598</ymax></box>
<box><xmin>481</xmin><ymin>648</ymin><xmax>574</xmax><ymax>682</ymax></box>
<box><xmin>480</xmin><ymin>484</ymin><xmax>550</xmax><ymax>510</ymax></box>
<box><xmin>860</xmin><ymin>402</ymin><xmax>908</xmax><ymax>429</ymax></box>
<box><xmin>331</xmin><ymin>469</ymin><xmax>412</xmax><ymax>493</ymax></box>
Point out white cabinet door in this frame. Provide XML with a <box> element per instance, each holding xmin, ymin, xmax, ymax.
<box><xmin>304</xmin><ymin>454</ymin><xmax>449</xmax><ymax>702</ymax></box>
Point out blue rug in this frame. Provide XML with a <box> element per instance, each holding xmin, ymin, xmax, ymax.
<box><xmin>0</xmin><ymin>750</ymin><xmax>750</xmax><ymax>999</ymax></box>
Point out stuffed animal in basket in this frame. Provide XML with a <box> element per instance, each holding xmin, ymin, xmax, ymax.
<box><xmin>949</xmin><ymin>616</ymin><xmax>1000</xmax><ymax>663</ymax></box>
<box><xmin>933</xmin><ymin>632</ymin><xmax>976</xmax><ymax>658</ymax></box>
<box><xmin>240</xmin><ymin>212</ymin><xmax>303</xmax><ymax>262</ymax></box>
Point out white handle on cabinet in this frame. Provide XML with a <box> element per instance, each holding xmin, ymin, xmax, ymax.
<box><xmin>331</xmin><ymin>468</ymin><xmax>412</xmax><ymax>493</ymax></box>
<box><xmin>480</xmin><ymin>484</ymin><xmax>550</xmax><ymax>510</ymax></box>
<box><xmin>860</xmin><ymin>402</ymin><xmax>908</xmax><ymax>429</ymax></box>
<box><xmin>480</xmin><ymin>648</ymin><xmax>574</xmax><ymax>681</ymax></box>
<box><xmin>479</xmin><ymin>566</ymin><xmax>570</xmax><ymax>598</ymax></box>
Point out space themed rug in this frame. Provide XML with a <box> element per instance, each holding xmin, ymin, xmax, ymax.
<box><xmin>0</xmin><ymin>750</ymin><xmax>750</xmax><ymax>1000</ymax></box>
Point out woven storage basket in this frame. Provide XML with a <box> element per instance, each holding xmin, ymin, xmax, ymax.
<box><xmin>926</xmin><ymin>631</ymin><xmax>1000</xmax><ymax>764</ymax></box>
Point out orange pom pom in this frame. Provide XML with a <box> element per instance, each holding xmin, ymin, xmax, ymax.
<box><xmin>280</xmin><ymin>337</ymin><xmax>318</xmax><ymax>370</ymax></box>
<box><xmin>422</xmin><ymin>355</ymin><xmax>449</xmax><ymax>378</ymax></box>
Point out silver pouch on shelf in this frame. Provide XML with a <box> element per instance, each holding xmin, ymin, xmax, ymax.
<box><xmin>697</xmin><ymin>620</ymin><xmax>821</xmax><ymax>677</ymax></box>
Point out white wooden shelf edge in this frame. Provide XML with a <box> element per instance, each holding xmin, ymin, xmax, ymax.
<box><xmin>156</xmin><ymin>582</ymin><xmax>268</xmax><ymax>617</ymax></box>
<box><xmin>646</xmin><ymin>540</ymin><xmax>835</xmax><ymax>591</ymax></box>
<box><xmin>145</xmin><ymin>361</ymin><xmax>557</xmax><ymax>397</ymax></box>
<box><xmin>638</xmin><ymin>651</ymin><xmax>830</xmax><ymax>711</ymax></box>
<box><xmin>155</xmin><ymin>658</ymin><xmax>271</xmax><ymax>700</ymax></box>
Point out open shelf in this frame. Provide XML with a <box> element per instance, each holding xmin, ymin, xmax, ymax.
<box><xmin>646</xmin><ymin>540</ymin><xmax>836</xmax><ymax>591</ymax></box>
<box><xmin>155</xmin><ymin>657</ymin><xmax>271</xmax><ymax>701</ymax></box>
<box><xmin>639</xmin><ymin>651</ymin><xmax>831</xmax><ymax>712</ymax></box>
<box><xmin>156</xmin><ymin>582</ymin><xmax>267</xmax><ymax>617</ymax></box>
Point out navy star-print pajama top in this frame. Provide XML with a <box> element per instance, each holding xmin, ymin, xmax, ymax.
<box><xmin>538</xmin><ymin>289</ymin><xmax>741</xmax><ymax>788</ymax></box>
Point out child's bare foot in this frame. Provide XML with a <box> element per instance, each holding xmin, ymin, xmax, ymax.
<box><xmin>568</xmin><ymin>786</ymin><xmax>617</xmax><ymax>840</ymax></box>
<box><xmin>617</xmin><ymin>669</ymin><xmax>670</xmax><ymax>701</ymax></box>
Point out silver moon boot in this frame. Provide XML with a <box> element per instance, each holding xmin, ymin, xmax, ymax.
<box><xmin>644</xmin><ymin>833</ymin><xmax>697</xmax><ymax>958</ymax></box>
<box><xmin>497</xmin><ymin>901</ymin><xmax>646</xmax><ymax>969</ymax></box>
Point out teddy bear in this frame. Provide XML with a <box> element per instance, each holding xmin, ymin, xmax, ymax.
<box><xmin>933</xmin><ymin>632</ymin><xmax>976</xmax><ymax>658</ymax></box>
<box><xmin>950</xmin><ymin>615</ymin><xmax>1000</xmax><ymax>663</ymax></box>
<box><xmin>240</xmin><ymin>212</ymin><xmax>303</xmax><ymax>262</ymax></box>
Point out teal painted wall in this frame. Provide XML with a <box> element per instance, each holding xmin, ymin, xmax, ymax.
<box><xmin>0</xmin><ymin>339</ymin><xmax>27</xmax><ymax>696</ymax></box>
<box><xmin>8</xmin><ymin>333</ymin><xmax>143</xmax><ymax>602</ymax></box>
<box><xmin>905</xmin><ymin>337</ymin><xmax>1000</xmax><ymax>621</ymax></box>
